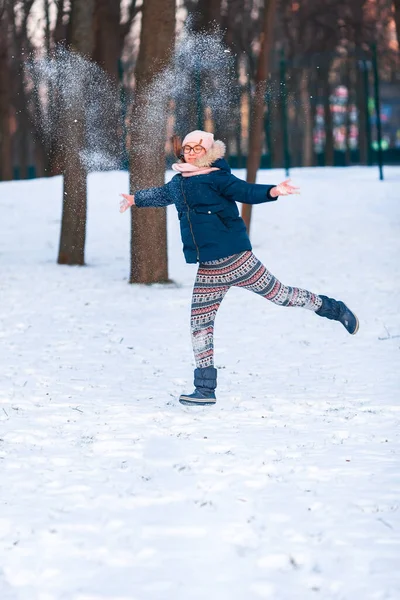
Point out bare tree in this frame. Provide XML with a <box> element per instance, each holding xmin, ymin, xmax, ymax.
<box><xmin>242</xmin><ymin>0</ymin><xmax>277</xmax><ymax>234</ymax></box>
<box><xmin>58</xmin><ymin>0</ymin><xmax>95</xmax><ymax>265</ymax></box>
<box><xmin>42</xmin><ymin>0</ymin><xmax>71</xmax><ymax>176</ymax></box>
<box><xmin>340</xmin><ymin>0</ymin><xmax>370</xmax><ymax>164</ymax></box>
<box><xmin>93</xmin><ymin>0</ymin><xmax>141</xmax><ymax>83</ymax></box>
<box><xmin>129</xmin><ymin>0</ymin><xmax>175</xmax><ymax>284</ymax></box>
<box><xmin>281</xmin><ymin>0</ymin><xmax>319</xmax><ymax>167</ymax></box>
<box><xmin>186</xmin><ymin>0</ymin><xmax>222</xmax><ymax>30</ymax></box>
<box><xmin>91</xmin><ymin>0</ymin><xmax>141</xmax><ymax>179</ymax></box>
<box><xmin>0</xmin><ymin>0</ymin><xmax>12</xmax><ymax>181</ymax></box>
<box><xmin>7</xmin><ymin>0</ymin><xmax>36</xmax><ymax>180</ymax></box>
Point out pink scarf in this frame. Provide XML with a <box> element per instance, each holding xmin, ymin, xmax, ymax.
<box><xmin>172</xmin><ymin>162</ymin><xmax>220</xmax><ymax>177</ymax></box>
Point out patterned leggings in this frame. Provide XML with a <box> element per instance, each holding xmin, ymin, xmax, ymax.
<box><xmin>191</xmin><ymin>250</ymin><xmax>323</xmax><ymax>368</ymax></box>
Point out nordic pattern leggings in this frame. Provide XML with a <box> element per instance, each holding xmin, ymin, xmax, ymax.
<box><xmin>191</xmin><ymin>250</ymin><xmax>323</xmax><ymax>368</ymax></box>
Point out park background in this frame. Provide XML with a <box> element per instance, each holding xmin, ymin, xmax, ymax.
<box><xmin>1</xmin><ymin>0</ymin><xmax>400</xmax><ymax>283</ymax></box>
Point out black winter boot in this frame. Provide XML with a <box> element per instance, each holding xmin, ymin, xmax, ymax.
<box><xmin>316</xmin><ymin>295</ymin><xmax>359</xmax><ymax>334</ymax></box>
<box><xmin>179</xmin><ymin>366</ymin><xmax>217</xmax><ymax>406</ymax></box>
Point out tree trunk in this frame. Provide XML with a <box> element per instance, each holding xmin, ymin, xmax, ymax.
<box><xmin>288</xmin><ymin>71</ymin><xmax>300</xmax><ymax>166</ymax></box>
<box><xmin>70</xmin><ymin>0</ymin><xmax>94</xmax><ymax>54</ymax></box>
<box><xmin>47</xmin><ymin>0</ymin><xmax>68</xmax><ymax>176</ymax></box>
<box><xmin>309</xmin><ymin>69</ymin><xmax>319</xmax><ymax>166</ymax></box>
<box><xmin>190</xmin><ymin>0</ymin><xmax>223</xmax><ymax>135</ymax></box>
<box><xmin>7</xmin><ymin>0</ymin><xmax>48</xmax><ymax>181</ymax></box>
<box><xmin>129</xmin><ymin>0</ymin><xmax>175</xmax><ymax>284</ymax></box>
<box><xmin>7</xmin><ymin>2</ymin><xmax>30</xmax><ymax>181</ymax></box>
<box><xmin>54</xmin><ymin>0</ymin><xmax>67</xmax><ymax>45</ymax></box>
<box><xmin>322</xmin><ymin>69</ymin><xmax>334</xmax><ymax>166</ymax></box>
<box><xmin>58</xmin><ymin>0</ymin><xmax>95</xmax><ymax>265</ymax></box>
<box><xmin>393</xmin><ymin>0</ymin><xmax>400</xmax><ymax>48</ymax></box>
<box><xmin>92</xmin><ymin>0</ymin><xmax>124</xmax><ymax>174</ymax></box>
<box><xmin>268</xmin><ymin>78</ymin><xmax>283</xmax><ymax>168</ymax></box>
<box><xmin>93</xmin><ymin>0</ymin><xmax>121</xmax><ymax>83</ymax></box>
<box><xmin>236</xmin><ymin>86</ymin><xmax>244</xmax><ymax>168</ymax></box>
<box><xmin>351</xmin><ymin>1</ymin><xmax>368</xmax><ymax>164</ymax></box>
<box><xmin>14</xmin><ymin>99</ymin><xmax>29</xmax><ymax>179</ymax></box>
<box><xmin>355</xmin><ymin>61</ymin><xmax>367</xmax><ymax>164</ymax></box>
<box><xmin>190</xmin><ymin>0</ymin><xmax>222</xmax><ymax>30</ymax></box>
<box><xmin>344</xmin><ymin>59</ymin><xmax>352</xmax><ymax>167</ymax></box>
<box><xmin>242</xmin><ymin>0</ymin><xmax>277</xmax><ymax>235</ymax></box>
<box><xmin>0</xmin><ymin>11</ymin><xmax>12</xmax><ymax>181</ymax></box>
<box><xmin>179</xmin><ymin>0</ymin><xmax>222</xmax><ymax>137</ymax></box>
<box><xmin>300</xmin><ymin>69</ymin><xmax>313</xmax><ymax>167</ymax></box>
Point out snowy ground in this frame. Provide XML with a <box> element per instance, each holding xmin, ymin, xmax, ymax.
<box><xmin>1</xmin><ymin>166</ymin><xmax>399</xmax><ymax>600</ymax></box>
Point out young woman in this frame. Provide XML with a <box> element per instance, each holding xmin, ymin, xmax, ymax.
<box><xmin>120</xmin><ymin>130</ymin><xmax>358</xmax><ymax>406</ymax></box>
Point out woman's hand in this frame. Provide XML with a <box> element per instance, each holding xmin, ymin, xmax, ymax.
<box><xmin>119</xmin><ymin>193</ymin><xmax>135</xmax><ymax>213</ymax></box>
<box><xmin>270</xmin><ymin>179</ymin><xmax>300</xmax><ymax>198</ymax></box>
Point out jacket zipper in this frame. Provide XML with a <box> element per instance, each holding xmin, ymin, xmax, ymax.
<box><xmin>180</xmin><ymin>179</ymin><xmax>200</xmax><ymax>261</ymax></box>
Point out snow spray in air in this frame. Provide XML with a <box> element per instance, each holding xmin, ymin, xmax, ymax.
<box><xmin>27</xmin><ymin>27</ymin><xmax>236</xmax><ymax>173</ymax></box>
<box><xmin>27</xmin><ymin>47</ymin><xmax>124</xmax><ymax>173</ymax></box>
<box><xmin>129</xmin><ymin>25</ymin><xmax>238</xmax><ymax>163</ymax></box>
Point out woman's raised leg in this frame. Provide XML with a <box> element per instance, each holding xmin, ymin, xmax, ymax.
<box><xmin>230</xmin><ymin>251</ymin><xmax>358</xmax><ymax>333</ymax></box>
<box><xmin>231</xmin><ymin>251</ymin><xmax>322</xmax><ymax>310</ymax></box>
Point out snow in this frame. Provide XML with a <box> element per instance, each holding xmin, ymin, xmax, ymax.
<box><xmin>1</xmin><ymin>166</ymin><xmax>399</xmax><ymax>599</ymax></box>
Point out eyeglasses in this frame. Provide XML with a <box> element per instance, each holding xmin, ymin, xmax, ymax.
<box><xmin>183</xmin><ymin>144</ymin><xmax>205</xmax><ymax>154</ymax></box>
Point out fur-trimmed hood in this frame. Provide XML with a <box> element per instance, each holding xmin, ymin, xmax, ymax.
<box><xmin>193</xmin><ymin>140</ymin><xmax>226</xmax><ymax>167</ymax></box>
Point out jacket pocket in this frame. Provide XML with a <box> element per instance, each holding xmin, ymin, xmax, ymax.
<box><xmin>193</xmin><ymin>204</ymin><xmax>225</xmax><ymax>215</ymax></box>
<box><xmin>193</xmin><ymin>205</ymin><xmax>231</xmax><ymax>230</ymax></box>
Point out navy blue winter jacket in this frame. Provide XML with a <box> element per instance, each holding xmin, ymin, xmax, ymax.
<box><xmin>134</xmin><ymin>158</ymin><xmax>277</xmax><ymax>264</ymax></box>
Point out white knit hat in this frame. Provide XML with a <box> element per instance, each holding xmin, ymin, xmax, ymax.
<box><xmin>182</xmin><ymin>130</ymin><xmax>214</xmax><ymax>151</ymax></box>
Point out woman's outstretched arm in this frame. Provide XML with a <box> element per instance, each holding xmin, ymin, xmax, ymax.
<box><xmin>119</xmin><ymin>183</ymin><xmax>173</xmax><ymax>213</ymax></box>
<box><xmin>214</xmin><ymin>172</ymin><xmax>300</xmax><ymax>204</ymax></box>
